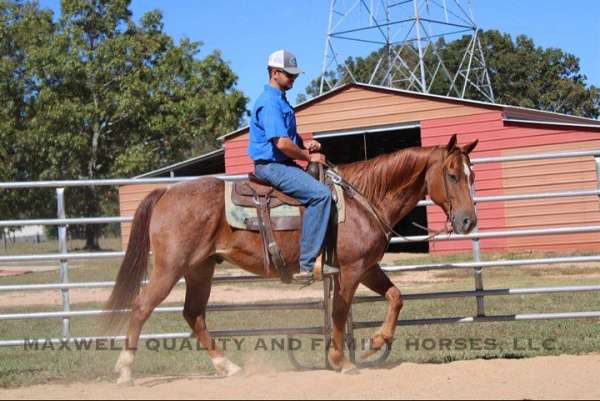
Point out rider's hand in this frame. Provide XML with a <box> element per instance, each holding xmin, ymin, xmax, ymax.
<box><xmin>310</xmin><ymin>153</ymin><xmax>326</xmax><ymax>164</ymax></box>
<box><xmin>303</xmin><ymin>139</ymin><xmax>322</xmax><ymax>153</ymax></box>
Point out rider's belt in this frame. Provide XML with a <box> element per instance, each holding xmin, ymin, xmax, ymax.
<box><xmin>253</xmin><ymin>160</ymin><xmax>271</xmax><ymax>166</ymax></box>
<box><xmin>254</xmin><ymin>159</ymin><xmax>298</xmax><ymax>167</ymax></box>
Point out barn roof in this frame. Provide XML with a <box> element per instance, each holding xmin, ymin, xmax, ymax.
<box><xmin>136</xmin><ymin>82</ymin><xmax>600</xmax><ymax>178</ymax></box>
<box><xmin>134</xmin><ymin>147</ymin><xmax>224</xmax><ymax>178</ymax></box>
<box><xmin>217</xmin><ymin>82</ymin><xmax>600</xmax><ymax>141</ymax></box>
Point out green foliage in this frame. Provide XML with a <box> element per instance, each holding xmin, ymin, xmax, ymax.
<box><xmin>301</xmin><ymin>30</ymin><xmax>599</xmax><ymax>119</ymax></box>
<box><xmin>0</xmin><ymin>0</ymin><xmax>57</xmax><ymax>220</ymax></box>
<box><xmin>445</xmin><ymin>31</ymin><xmax>599</xmax><ymax>117</ymax></box>
<box><xmin>0</xmin><ymin>0</ymin><xmax>248</xmax><ymax>248</ymax></box>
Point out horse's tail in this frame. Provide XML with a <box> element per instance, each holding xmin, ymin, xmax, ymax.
<box><xmin>103</xmin><ymin>188</ymin><xmax>167</xmax><ymax>331</ymax></box>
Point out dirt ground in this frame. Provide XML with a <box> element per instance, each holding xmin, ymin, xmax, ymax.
<box><xmin>1</xmin><ymin>354</ymin><xmax>599</xmax><ymax>400</ymax></box>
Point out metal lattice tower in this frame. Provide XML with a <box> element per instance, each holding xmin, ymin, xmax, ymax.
<box><xmin>319</xmin><ymin>0</ymin><xmax>495</xmax><ymax>102</ymax></box>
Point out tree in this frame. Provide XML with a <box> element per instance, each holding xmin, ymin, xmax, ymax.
<box><xmin>445</xmin><ymin>31</ymin><xmax>599</xmax><ymax>118</ymax></box>
<box><xmin>300</xmin><ymin>30</ymin><xmax>600</xmax><ymax>119</ymax></box>
<box><xmin>1</xmin><ymin>0</ymin><xmax>248</xmax><ymax>249</ymax></box>
<box><xmin>0</xmin><ymin>0</ymin><xmax>56</xmax><ymax>223</ymax></box>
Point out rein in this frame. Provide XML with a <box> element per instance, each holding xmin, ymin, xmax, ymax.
<box><xmin>324</xmin><ymin>152</ymin><xmax>457</xmax><ymax>245</ymax></box>
<box><xmin>325</xmin><ymin>162</ymin><xmax>394</xmax><ymax>243</ymax></box>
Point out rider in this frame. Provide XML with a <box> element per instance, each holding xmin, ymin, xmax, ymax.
<box><xmin>247</xmin><ymin>49</ymin><xmax>338</xmax><ymax>283</ymax></box>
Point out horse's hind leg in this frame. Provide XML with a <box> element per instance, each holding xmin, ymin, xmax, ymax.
<box><xmin>183</xmin><ymin>261</ymin><xmax>242</xmax><ymax>377</ymax></box>
<box><xmin>115</xmin><ymin>260</ymin><xmax>183</xmax><ymax>385</ymax></box>
<box><xmin>359</xmin><ymin>265</ymin><xmax>403</xmax><ymax>359</ymax></box>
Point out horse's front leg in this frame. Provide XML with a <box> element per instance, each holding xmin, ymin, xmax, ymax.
<box><xmin>360</xmin><ymin>264</ymin><xmax>403</xmax><ymax>359</ymax></box>
<box><xmin>328</xmin><ymin>275</ymin><xmax>360</xmax><ymax>374</ymax></box>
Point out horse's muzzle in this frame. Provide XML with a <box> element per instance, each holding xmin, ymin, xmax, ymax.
<box><xmin>452</xmin><ymin>211</ymin><xmax>477</xmax><ymax>234</ymax></box>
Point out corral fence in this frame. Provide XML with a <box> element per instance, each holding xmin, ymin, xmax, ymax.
<box><xmin>1</xmin><ymin>149</ymin><xmax>600</xmax><ymax>369</ymax></box>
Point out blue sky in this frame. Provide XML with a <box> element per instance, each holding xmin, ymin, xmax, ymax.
<box><xmin>38</xmin><ymin>0</ymin><xmax>600</xmax><ymax>108</ymax></box>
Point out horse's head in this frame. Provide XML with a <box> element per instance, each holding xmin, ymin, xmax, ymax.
<box><xmin>427</xmin><ymin>134</ymin><xmax>479</xmax><ymax>235</ymax></box>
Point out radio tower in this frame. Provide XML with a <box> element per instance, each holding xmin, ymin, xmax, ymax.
<box><xmin>319</xmin><ymin>0</ymin><xmax>495</xmax><ymax>102</ymax></box>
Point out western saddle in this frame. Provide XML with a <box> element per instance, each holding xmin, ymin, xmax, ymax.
<box><xmin>230</xmin><ymin>160</ymin><xmax>337</xmax><ymax>284</ymax></box>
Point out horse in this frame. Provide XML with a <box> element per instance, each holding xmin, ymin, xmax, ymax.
<box><xmin>105</xmin><ymin>134</ymin><xmax>479</xmax><ymax>384</ymax></box>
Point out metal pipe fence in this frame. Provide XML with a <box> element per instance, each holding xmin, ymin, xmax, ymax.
<box><xmin>1</xmin><ymin>149</ymin><xmax>600</xmax><ymax>369</ymax></box>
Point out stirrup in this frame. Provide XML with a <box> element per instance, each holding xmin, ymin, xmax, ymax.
<box><xmin>322</xmin><ymin>264</ymin><xmax>339</xmax><ymax>275</ymax></box>
<box><xmin>314</xmin><ymin>254</ymin><xmax>340</xmax><ymax>281</ymax></box>
<box><xmin>292</xmin><ymin>271</ymin><xmax>316</xmax><ymax>286</ymax></box>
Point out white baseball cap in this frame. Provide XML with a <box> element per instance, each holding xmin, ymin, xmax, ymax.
<box><xmin>267</xmin><ymin>49</ymin><xmax>302</xmax><ymax>75</ymax></box>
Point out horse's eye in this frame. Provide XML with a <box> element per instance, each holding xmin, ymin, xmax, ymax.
<box><xmin>448</xmin><ymin>173</ymin><xmax>458</xmax><ymax>183</ymax></box>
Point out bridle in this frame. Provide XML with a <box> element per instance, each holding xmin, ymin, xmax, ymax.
<box><xmin>412</xmin><ymin>150</ymin><xmax>462</xmax><ymax>242</ymax></box>
<box><xmin>440</xmin><ymin>148</ymin><xmax>476</xmax><ymax>228</ymax></box>
<box><xmin>324</xmin><ymin>148</ymin><xmax>470</xmax><ymax>244</ymax></box>
<box><xmin>440</xmin><ymin>149</ymin><xmax>458</xmax><ymax>229</ymax></box>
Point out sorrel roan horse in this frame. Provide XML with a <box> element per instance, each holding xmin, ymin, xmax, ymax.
<box><xmin>105</xmin><ymin>134</ymin><xmax>478</xmax><ymax>384</ymax></box>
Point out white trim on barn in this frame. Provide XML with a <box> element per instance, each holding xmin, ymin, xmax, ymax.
<box><xmin>314</xmin><ymin>122</ymin><xmax>421</xmax><ymax>139</ymax></box>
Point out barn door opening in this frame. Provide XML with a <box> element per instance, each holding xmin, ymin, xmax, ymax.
<box><xmin>316</xmin><ymin>125</ymin><xmax>429</xmax><ymax>253</ymax></box>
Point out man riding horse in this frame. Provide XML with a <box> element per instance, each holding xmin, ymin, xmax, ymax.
<box><xmin>105</xmin><ymin>49</ymin><xmax>480</xmax><ymax>383</ymax></box>
<box><xmin>248</xmin><ymin>49</ymin><xmax>338</xmax><ymax>283</ymax></box>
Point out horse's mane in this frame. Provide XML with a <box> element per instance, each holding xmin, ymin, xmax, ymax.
<box><xmin>336</xmin><ymin>146</ymin><xmax>439</xmax><ymax>204</ymax></box>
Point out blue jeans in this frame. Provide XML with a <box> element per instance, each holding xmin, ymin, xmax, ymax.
<box><xmin>254</xmin><ymin>162</ymin><xmax>333</xmax><ymax>272</ymax></box>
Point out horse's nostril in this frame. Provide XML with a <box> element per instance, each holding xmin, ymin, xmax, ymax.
<box><xmin>463</xmin><ymin>217</ymin><xmax>471</xmax><ymax>231</ymax></box>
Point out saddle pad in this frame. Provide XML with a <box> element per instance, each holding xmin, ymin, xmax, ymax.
<box><xmin>224</xmin><ymin>181</ymin><xmax>346</xmax><ymax>230</ymax></box>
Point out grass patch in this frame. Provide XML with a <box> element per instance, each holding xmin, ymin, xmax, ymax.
<box><xmin>0</xmin><ymin>237</ymin><xmax>123</xmax><ymax>256</ymax></box>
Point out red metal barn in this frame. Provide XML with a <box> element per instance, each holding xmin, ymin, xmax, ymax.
<box><xmin>120</xmin><ymin>83</ymin><xmax>600</xmax><ymax>254</ymax></box>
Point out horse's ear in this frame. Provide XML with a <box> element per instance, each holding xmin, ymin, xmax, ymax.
<box><xmin>446</xmin><ymin>134</ymin><xmax>458</xmax><ymax>152</ymax></box>
<box><xmin>462</xmin><ymin>139</ymin><xmax>479</xmax><ymax>155</ymax></box>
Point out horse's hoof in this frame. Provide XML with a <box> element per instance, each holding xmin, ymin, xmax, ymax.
<box><xmin>212</xmin><ymin>357</ymin><xmax>243</xmax><ymax>377</ymax></box>
<box><xmin>341</xmin><ymin>365</ymin><xmax>360</xmax><ymax>375</ymax></box>
<box><xmin>225</xmin><ymin>363</ymin><xmax>243</xmax><ymax>377</ymax></box>
<box><xmin>114</xmin><ymin>350</ymin><xmax>135</xmax><ymax>373</ymax></box>
<box><xmin>116</xmin><ymin>376</ymin><xmax>134</xmax><ymax>386</ymax></box>
<box><xmin>360</xmin><ymin>348</ymin><xmax>380</xmax><ymax>360</ymax></box>
<box><xmin>227</xmin><ymin>365</ymin><xmax>244</xmax><ymax>377</ymax></box>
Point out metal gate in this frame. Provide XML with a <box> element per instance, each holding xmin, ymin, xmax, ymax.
<box><xmin>1</xmin><ymin>149</ymin><xmax>600</xmax><ymax>369</ymax></box>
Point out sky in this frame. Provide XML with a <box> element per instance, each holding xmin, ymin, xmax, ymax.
<box><xmin>37</xmin><ymin>0</ymin><xmax>600</xmax><ymax>108</ymax></box>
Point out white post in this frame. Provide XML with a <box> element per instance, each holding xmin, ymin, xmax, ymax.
<box><xmin>56</xmin><ymin>188</ymin><xmax>71</xmax><ymax>338</ymax></box>
<box><xmin>470</xmin><ymin>177</ymin><xmax>485</xmax><ymax>316</ymax></box>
